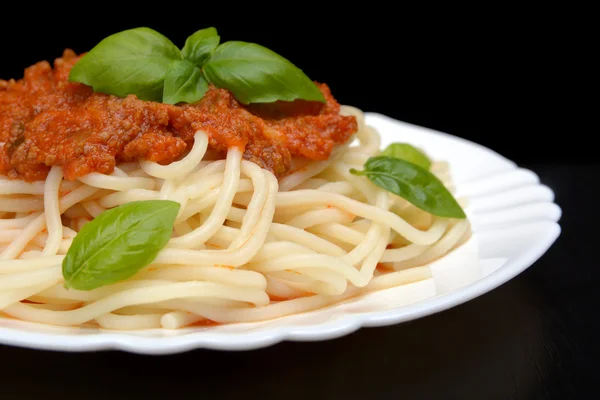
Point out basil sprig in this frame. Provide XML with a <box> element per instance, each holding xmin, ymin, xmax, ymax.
<box><xmin>69</xmin><ymin>26</ymin><xmax>325</xmax><ymax>105</ymax></box>
<box><xmin>351</xmin><ymin>147</ymin><xmax>465</xmax><ymax>219</ymax></box>
<box><xmin>181</xmin><ymin>27</ymin><xmax>220</xmax><ymax>68</ymax></box>
<box><xmin>62</xmin><ymin>200</ymin><xmax>180</xmax><ymax>291</ymax></box>
<box><xmin>163</xmin><ymin>60</ymin><xmax>209</xmax><ymax>105</ymax></box>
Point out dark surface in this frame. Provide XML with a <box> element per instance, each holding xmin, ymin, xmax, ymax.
<box><xmin>0</xmin><ymin>164</ymin><xmax>592</xmax><ymax>399</ymax></box>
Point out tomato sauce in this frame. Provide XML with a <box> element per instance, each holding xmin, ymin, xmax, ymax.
<box><xmin>0</xmin><ymin>50</ymin><xmax>357</xmax><ymax>181</ymax></box>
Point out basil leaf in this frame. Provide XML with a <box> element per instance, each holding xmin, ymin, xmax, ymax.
<box><xmin>181</xmin><ymin>27</ymin><xmax>220</xmax><ymax>68</ymax></box>
<box><xmin>203</xmin><ymin>41</ymin><xmax>326</xmax><ymax>104</ymax></box>
<box><xmin>69</xmin><ymin>27</ymin><xmax>182</xmax><ymax>102</ymax></box>
<box><xmin>381</xmin><ymin>143</ymin><xmax>432</xmax><ymax>170</ymax></box>
<box><xmin>163</xmin><ymin>60</ymin><xmax>209</xmax><ymax>105</ymax></box>
<box><xmin>350</xmin><ymin>157</ymin><xmax>465</xmax><ymax>219</ymax></box>
<box><xmin>62</xmin><ymin>200</ymin><xmax>180</xmax><ymax>291</ymax></box>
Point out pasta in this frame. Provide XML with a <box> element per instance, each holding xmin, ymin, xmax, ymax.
<box><xmin>0</xmin><ymin>27</ymin><xmax>471</xmax><ymax>330</ymax></box>
<box><xmin>0</xmin><ymin>106</ymin><xmax>471</xmax><ymax>330</ymax></box>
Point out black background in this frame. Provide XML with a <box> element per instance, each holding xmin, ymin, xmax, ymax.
<box><xmin>0</xmin><ymin>8</ymin><xmax>595</xmax><ymax>400</ymax></box>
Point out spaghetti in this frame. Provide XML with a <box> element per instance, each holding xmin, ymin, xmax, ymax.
<box><xmin>0</xmin><ymin>105</ymin><xmax>471</xmax><ymax>330</ymax></box>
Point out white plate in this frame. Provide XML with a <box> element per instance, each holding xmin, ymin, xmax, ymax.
<box><xmin>0</xmin><ymin>113</ymin><xmax>561</xmax><ymax>354</ymax></box>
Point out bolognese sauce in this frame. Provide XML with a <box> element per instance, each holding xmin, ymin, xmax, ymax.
<box><xmin>0</xmin><ymin>49</ymin><xmax>357</xmax><ymax>182</ymax></box>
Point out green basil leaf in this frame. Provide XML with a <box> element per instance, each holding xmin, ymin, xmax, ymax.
<box><xmin>350</xmin><ymin>156</ymin><xmax>466</xmax><ymax>219</ymax></box>
<box><xmin>162</xmin><ymin>60</ymin><xmax>209</xmax><ymax>104</ymax></box>
<box><xmin>62</xmin><ymin>200</ymin><xmax>180</xmax><ymax>291</ymax></box>
<box><xmin>68</xmin><ymin>27</ymin><xmax>182</xmax><ymax>102</ymax></box>
<box><xmin>203</xmin><ymin>41</ymin><xmax>326</xmax><ymax>104</ymax></box>
<box><xmin>181</xmin><ymin>27</ymin><xmax>220</xmax><ymax>68</ymax></box>
<box><xmin>381</xmin><ymin>143</ymin><xmax>432</xmax><ymax>170</ymax></box>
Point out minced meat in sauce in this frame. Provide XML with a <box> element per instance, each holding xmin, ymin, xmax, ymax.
<box><xmin>0</xmin><ymin>49</ymin><xmax>357</xmax><ymax>182</ymax></box>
